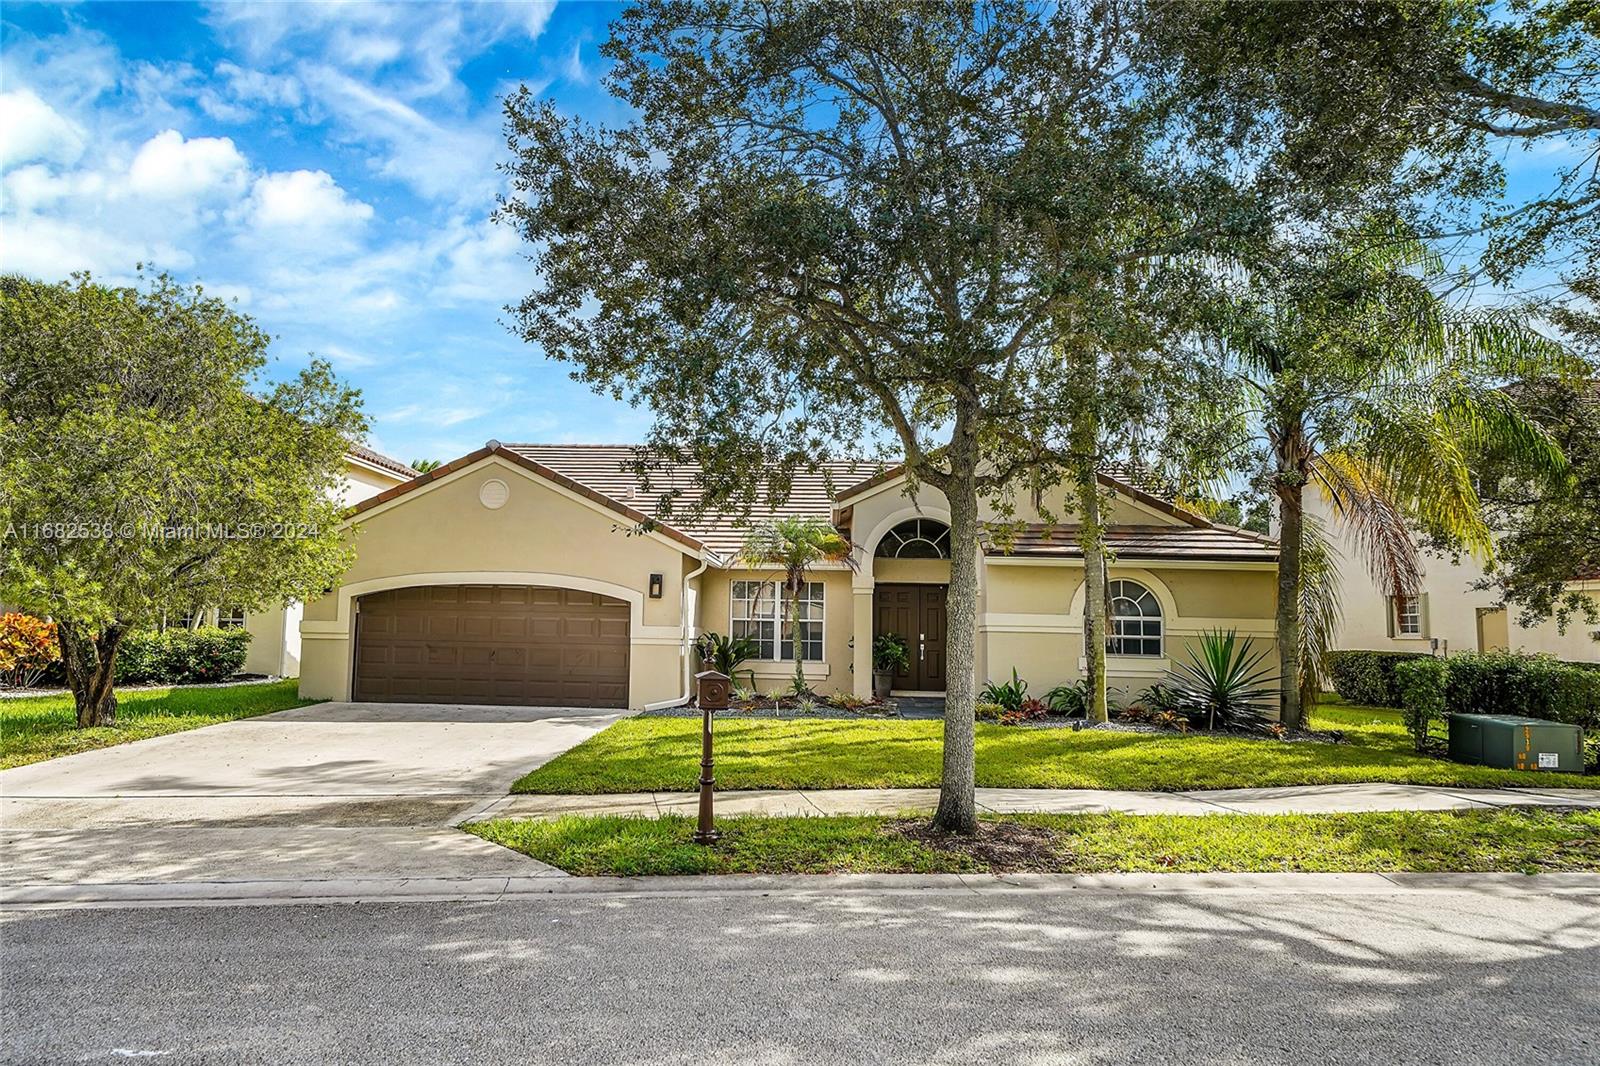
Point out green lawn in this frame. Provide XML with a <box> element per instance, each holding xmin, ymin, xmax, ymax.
<box><xmin>468</xmin><ymin>807</ymin><xmax>1600</xmax><ymax>876</ymax></box>
<box><xmin>513</xmin><ymin>699</ymin><xmax>1593</xmax><ymax>793</ymax></box>
<box><xmin>0</xmin><ymin>680</ymin><xmax>318</xmax><ymax>769</ymax></box>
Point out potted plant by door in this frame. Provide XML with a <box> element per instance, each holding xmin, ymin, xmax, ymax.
<box><xmin>872</xmin><ymin>633</ymin><xmax>909</xmax><ymax>699</ymax></box>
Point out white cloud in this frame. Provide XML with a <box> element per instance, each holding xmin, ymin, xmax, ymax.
<box><xmin>245</xmin><ymin>169</ymin><xmax>374</xmax><ymax>232</ymax></box>
<box><xmin>127</xmin><ymin>129</ymin><xmax>249</xmax><ymax>199</ymax></box>
<box><xmin>0</xmin><ymin>88</ymin><xmax>86</xmax><ymax>166</ymax></box>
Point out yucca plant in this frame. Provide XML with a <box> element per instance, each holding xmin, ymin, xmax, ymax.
<box><xmin>1166</xmin><ymin>629</ymin><xmax>1279</xmax><ymax>732</ymax></box>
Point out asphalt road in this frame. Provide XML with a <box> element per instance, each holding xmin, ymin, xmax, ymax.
<box><xmin>4</xmin><ymin>884</ymin><xmax>1597</xmax><ymax>1065</ymax></box>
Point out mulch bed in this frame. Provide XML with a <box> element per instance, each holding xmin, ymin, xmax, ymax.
<box><xmin>886</xmin><ymin>818</ymin><xmax>1065</xmax><ymax>873</ymax></box>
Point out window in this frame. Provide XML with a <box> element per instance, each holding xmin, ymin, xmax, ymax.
<box><xmin>1107</xmin><ymin>579</ymin><xmax>1162</xmax><ymax>656</ymax></box>
<box><xmin>874</xmin><ymin>518</ymin><xmax>951</xmax><ymax>559</ymax></box>
<box><xmin>1393</xmin><ymin>596</ymin><xmax>1421</xmax><ymax>636</ymax></box>
<box><xmin>730</xmin><ymin>580</ymin><xmax>824</xmax><ymax>661</ymax></box>
<box><xmin>217</xmin><ymin>606</ymin><xmax>246</xmax><ymax>629</ymax></box>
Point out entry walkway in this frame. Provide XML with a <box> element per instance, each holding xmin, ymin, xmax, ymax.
<box><xmin>485</xmin><ymin>782</ymin><xmax>1600</xmax><ymax>820</ymax></box>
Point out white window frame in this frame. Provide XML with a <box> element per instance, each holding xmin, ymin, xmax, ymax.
<box><xmin>217</xmin><ymin>606</ymin><xmax>247</xmax><ymax>629</ymax></box>
<box><xmin>730</xmin><ymin>579</ymin><xmax>824</xmax><ymax>662</ymax></box>
<box><xmin>1106</xmin><ymin>578</ymin><xmax>1164</xmax><ymax>657</ymax></box>
<box><xmin>1393</xmin><ymin>595</ymin><xmax>1422</xmax><ymax>637</ymax></box>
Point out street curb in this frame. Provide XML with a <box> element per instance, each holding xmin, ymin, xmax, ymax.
<box><xmin>5</xmin><ymin>870</ymin><xmax>1597</xmax><ymax>911</ymax></box>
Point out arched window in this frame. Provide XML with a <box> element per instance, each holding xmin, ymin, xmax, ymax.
<box><xmin>874</xmin><ymin>518</ymin><xmax>951</xmax><ymax>559</ymax></box>
<box><xmin>1107</xmin><ymin>579</ymin><xmax>1163</xmax><ymax>656</ymax></box>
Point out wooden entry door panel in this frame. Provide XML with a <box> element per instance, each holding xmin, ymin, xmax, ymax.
<box><xmin>354</xmin><ymin>584</ymin><xmax>629</xmax><ymax>707</ymax></box>
<box><xmin>873</xmin><ymin>583</ymin><xmax>948</xmax><ymax>691</ymax></box>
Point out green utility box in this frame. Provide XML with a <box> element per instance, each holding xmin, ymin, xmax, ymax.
<box><xmin>1447</xmin><ymin>713</ymin><xmax>1584</xmax><ymax>773</ymax></box>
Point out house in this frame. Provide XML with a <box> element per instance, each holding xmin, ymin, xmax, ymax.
<box><xmin>239</xmin><ymin>444</ymin><xmax>419</xmax><ymax>676</ymax></box>
<box><xmin>296</xmin><ymin>442</ymin><xmax>1280</xmax><ymax>708</ymax></box>
<box><xmin>1307</xmin><ymin>491</ymin><xmax>1600</xmax><ymax>661</ymax></box>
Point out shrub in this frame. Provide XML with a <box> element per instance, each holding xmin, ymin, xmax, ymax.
<box><xmin>695</xmin><ymin>631</ymin><xmax>760</xmax><ymax>680</ymax></box>
<box><xmin>1327</xmin><ymin>650</ymin><xmax>1428</xmax><ymax>707</ymax></box>
<box><xmin>999</xmin><ymin>697</ymin><xmax>1049</xmax><ymax>725</ymax></box>
<box><xmin>115</xmin><ymin>627</ymin><xmax>251</xmax><ymax>684</ymax></box>
<box><xmin>974</xmin><ymin>701</ymin><xmax>1006</xmax><ymax>722</ymax></box>
<box><xmin>1393</xmin><ymin>656</ymin><xmax>1448</xmax><ymax>752</ymax></box>
<box><xmin>1584</xmin><ymin>731</ymin><xmax>1599</xmax><ymax>774</ymax></box>
<box><xmin>1136</xmin><ymin>682</ymin><xmax>1184</xmax><ymax>714</ymax></box>
<box><xmin>0</xmin><ymin>613</ymin><xmax>60</xmax><ymax>688</ymax></box>
<box><xmin>1443</xmin><ymin>651</ymin><xmax>1600</xmax><ymax>731</ymax></box>
<box><xmin>980</xmin><ymin>668</ymin><xmax>1028</xmax><ymax>712</ymax></box>
<box><xmin>1044</xmin><ymin>679</ymin><xmax>1088</xmax><ymax>717</ymax></box>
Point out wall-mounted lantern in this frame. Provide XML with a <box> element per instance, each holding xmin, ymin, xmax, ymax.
<box><xmin>648</xmin><ymin>573</ymin><xmax>664</xmax><ymax>599</ymax></box>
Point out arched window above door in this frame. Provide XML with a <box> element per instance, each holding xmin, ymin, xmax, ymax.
<box><xmin>874</xmin><ymin>518</ymin><xmax>951</xmax><ymax>559</ymax></box>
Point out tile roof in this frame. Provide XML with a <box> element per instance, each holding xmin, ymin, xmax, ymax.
<box><xmin>347</xmin><ymin>443</ymin><xmax>420</xmax><ymax>480</ymax></box>
<box><xmin>507</xmin><ymin>444</ymin><xmax>878</xmax><ymax>561</ymax></box>
<box><xmin>984</xmin><ymin>523</ymin><xmax>1278</xmax><ymax>562</ymax></box>
<box><xmin>347</xmin><ymin>441</ymin><xmax>1278</xmax><ymax>566</ymax></box>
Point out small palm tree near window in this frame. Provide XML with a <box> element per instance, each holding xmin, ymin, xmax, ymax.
<box><xmin>739</xmin><ymin>517</ymin><xmax>853</xmax><ymax>695</ymax></box>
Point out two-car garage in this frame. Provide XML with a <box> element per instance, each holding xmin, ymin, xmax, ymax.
<box><xmin>352</xmin><ymin>584</ymin><xmax>631</xmax><ymax>707</ymax></box>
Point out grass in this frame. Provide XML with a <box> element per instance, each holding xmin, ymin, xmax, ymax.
<box><xmin>467</xmin><ymin>807</ymin><xmax>1600</xmax><ymax>876</ymax></box>
<box><xmin>512</xmin><ymin>697</ymin><xmax>1594</xmax><ymax>794</ymax></box>
<box><xmin>0</xmin><ymin>680</ymin><xmax>318</xmax><ymax>769</ymax></box>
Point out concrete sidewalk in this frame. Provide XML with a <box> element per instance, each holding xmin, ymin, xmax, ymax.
<box><xmin>484</xmin><ymin>782</ymin><xmax>1600</xmax><ymax>820</ymax></box>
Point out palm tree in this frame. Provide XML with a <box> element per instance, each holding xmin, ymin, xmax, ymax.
<box><xmin>739</xmin><ymin>517</ymin><xmax>853</xmax><ymax>694</ymax></box>
<box><xmin>1215</xmin><ymin>221</ymin><xmax>1571</xmax><ymax>728</ymax></box>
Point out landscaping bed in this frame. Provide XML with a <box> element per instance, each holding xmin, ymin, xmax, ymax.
<box><xmin>512</xmin><ymin>700</ymin><xmax>1593</xmax><ymax>794</ymax></box>
<box><xmin>467</xmin><ymin>807</ymin><xmax>1600</xmax><ymax>876</ymax></box>
<box><xmin>649</xmin><ymin>692</ymin><xmax>896</xmax><ymax>720</ymax></box>
<box><xmin>0</xmin><ymin>679</ymin><xmax>318</xmax><ymax>769</ymax></box>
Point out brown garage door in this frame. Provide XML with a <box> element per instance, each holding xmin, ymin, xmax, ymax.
<box><xmin>353</xmin><ymin>585</ymin><xmax>629</xmax><ymax>707</ymax></box>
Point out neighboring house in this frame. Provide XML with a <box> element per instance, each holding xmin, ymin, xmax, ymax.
<box><xmin>297</xmin><ymin>442</ymin><xmax>1279</xmax><ymax>709</ymax></box>
<box><xmin>1307</xmin><ymin>491</ymin><xmax>1600</xmax><ymax>662</ymax></box>
<box><xmin>240</xmin><ymin>445</ymin><xmax>418</xmax><ymax>676</ymax></box>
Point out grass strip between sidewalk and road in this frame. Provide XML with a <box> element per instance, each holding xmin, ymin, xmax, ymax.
<box><xmin>467</xmin><ymin>808</ymin><xmax>1600</xmax><ymax>877</ymax></box>
<box><xmin>512</xmin><ymin>701</ymin><xmax>1593</xmax><ymax>794</ymax></box>
<box><xmin>0</xmin><ymin>680</ymin><xmax>317</xmax><ymax>769</ymax></box>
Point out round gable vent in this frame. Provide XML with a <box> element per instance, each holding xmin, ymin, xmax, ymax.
<box><xmin>478</xmin><ymin>478</ymin><xmax>510</xmax><ymax>510</ymax></box>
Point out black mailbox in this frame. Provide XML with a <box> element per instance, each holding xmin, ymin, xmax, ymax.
<box><xmin>696</xmin><ymin>669</ymin><xmax>731</xmax><ymax>710</ymax></box>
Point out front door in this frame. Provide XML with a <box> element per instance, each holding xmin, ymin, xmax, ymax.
<box><xmin>874</xmin><ymin>583</ymin><xmax>947</xmax><ymax>691</ymax></box>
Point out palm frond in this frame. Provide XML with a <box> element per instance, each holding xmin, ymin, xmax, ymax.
<box><xmin>1311</xmin><ymin>450</ymin><xmax>1421</xmax><ymax>598</ymax></box>
<box><xmin>1297</xmin><ymin>517</ymin><xmax>1344</xmax><ymax>713</ymax></box>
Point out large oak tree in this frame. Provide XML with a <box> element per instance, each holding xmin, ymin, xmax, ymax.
<box><xmin>500</xmin><ymin>0</ymin><xmax>1252</xmax><ymax>831</ymax></box>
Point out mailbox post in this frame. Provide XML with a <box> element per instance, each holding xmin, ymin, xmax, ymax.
<box><xmin>692</xmin><ymin>669</ymin><xmax>730</xmax><ymax>844</ymax></box>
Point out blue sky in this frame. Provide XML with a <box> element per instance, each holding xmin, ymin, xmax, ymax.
<box><xmin>0</xmin><ymin>3</ymin><xmax>1579</xmax><ymax>469</ymax></box>
<box><xmin>1</xmin><ymin>0</ymin><xmax>639</xmax><ymax>466</ymax></box>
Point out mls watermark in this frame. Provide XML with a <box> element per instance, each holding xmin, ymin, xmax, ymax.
<box><xmin>3</xmin><ymin>521</ymin><xmax>323</xmax><ymax>542</ymax></box>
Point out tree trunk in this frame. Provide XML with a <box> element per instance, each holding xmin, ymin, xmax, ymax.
<box><xmin>1076</xmin><ymin>467</ymin><xmax>1109</xmax><ymax>723</ymax></box>
<box><xmin>932</xmin><ymin>396</ymin><xmax>981</xmax><ymax>835</ymax></box>
<box><xmin>57</xmin><ymin>620</ymin><xmax>125</xmax><ymax>727</ymax></box>
<box><xmin>789</xmin><ymin>571</ymin><xmax>807</xmax><ymax>694</ymax></box>
<box><xmin>1276</xmin><ymin>477</ymin><xmax>1305</xmax><ymax>730</ymax></box>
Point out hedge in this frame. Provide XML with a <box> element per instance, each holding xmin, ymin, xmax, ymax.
<box><xmin>1393</xmin><ymin>657</ymin><xmax>1448</xmax><ymax>752</ymax></box>
<box><xmin>1443</xmin><ymin>651</ymin><xmax>1600</xmax><ymax>732</ymax></box>
<box><xmin>115</xmin><ymin>627</ymin><xmax>252</xmax><ymax>685</ymax></box>
<box><xmin>1328</xmin><ymin>650</ymin><xmax>1428</xmax><ymax>707</ymax></box>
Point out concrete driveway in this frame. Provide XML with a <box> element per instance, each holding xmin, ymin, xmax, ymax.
<box><xmin>0</xmin><ymin>702</ymin><xmax>628</xmax><ymax>887</ymax></box>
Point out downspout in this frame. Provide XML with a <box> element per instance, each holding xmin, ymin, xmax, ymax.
<box><xmin>645</xmin><ymin>553</ymin><xmax>712</xmax><ymax>710</ymax></box>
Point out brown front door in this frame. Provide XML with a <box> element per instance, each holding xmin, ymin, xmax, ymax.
<box><xmin>873</xmin><ymin>583</ymin><xmax>947</xmax><ymax>691</ymax></box>
<box><xmin>353</xmin><ymin>584</ymin><xmax>629</xmax><ymax>707</ymax></box>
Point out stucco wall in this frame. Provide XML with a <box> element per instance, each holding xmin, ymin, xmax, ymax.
<box><xmin>299</xmin><ymin>455</ymin><xmax>694</xmax><ymax>707</ymax></box>
<box><xmin>1308</xmin><ymin>492</ymin><xmax>1600</xmax><ymax>661</ymax></box>
<box><xmin>983</xmin><ymin>562</ymin><xmax>1279</xmax><ymax>708</ymax></box>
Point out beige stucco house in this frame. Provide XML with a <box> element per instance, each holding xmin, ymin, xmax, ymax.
<box><xmin>295</xmin><ymin>442</ymin><xmax>1280</xmax><ymax>710</ymax></box>
<box><xmin>1307</xmin><ymin>491</ymin><xmax>1600</xmax><ymax>662</ymax></box>
<box><xmin>239</xmin><ymin>445</ymin><xmax>418</xmax><ymax>676</ymax></box>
